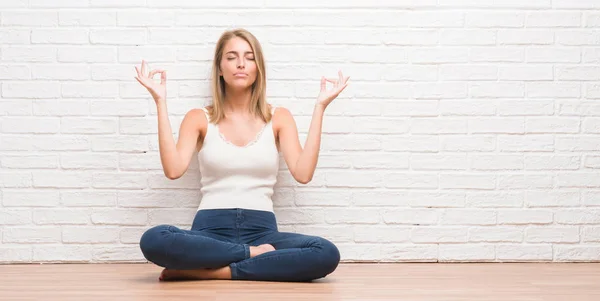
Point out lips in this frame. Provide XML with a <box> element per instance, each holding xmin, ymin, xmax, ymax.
<box><xmin>234</xmin><ymin>73</ymin><xmax>248</xmax><ymax>77</ymax></box>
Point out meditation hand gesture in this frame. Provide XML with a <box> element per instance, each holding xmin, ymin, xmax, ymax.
<box><xmin>316</xmin><ymin>70</ymin><xmax>350</xmax><ymax>109</ymax></box>
<box><xmin>134</xmin><ymin>60</ymin><xmax>167</xmax><ymax>104</ymax></box>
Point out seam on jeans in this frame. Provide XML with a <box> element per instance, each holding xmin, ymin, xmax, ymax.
<box><xmin>229</xmin><ymin>262</ymin><xmax>238</xmax><ymax>279</ymax></box>
<box><xmin>236</xmin><ymin>238</ymin><xmax>323</xmax><ymax>267</ymax></box>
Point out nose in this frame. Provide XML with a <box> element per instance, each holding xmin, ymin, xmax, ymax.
<box><xmin>237</xmin><ymin>58</ymin><xmax>245</xmax><ymax>69</ymax></box>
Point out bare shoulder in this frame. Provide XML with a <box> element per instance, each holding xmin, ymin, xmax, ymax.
<box><xmin>271</xmin><ymin>105</ymin><xmax>294</xmax><ymax>131</ymax></box>
<box><xmin>181</xmin><ymin>108</ymin><xmax>208</xmax><ymax>137</ymax></box>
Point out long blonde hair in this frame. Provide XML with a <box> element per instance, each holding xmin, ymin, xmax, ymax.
<box><xmin>207</xmin><ymin>29</ymin><xmax>271</xmax><ymax>124</ymax></box>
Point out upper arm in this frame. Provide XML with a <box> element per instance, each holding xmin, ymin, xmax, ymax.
<box><xmin>173</xmin><ymin>108</ymin><xmax>206</xmax><ymax>178</ymax></box>
<box><xmin>274</xmin><ymin>107</ymin><xmax>303</xmax><ymax>181</ymax></box>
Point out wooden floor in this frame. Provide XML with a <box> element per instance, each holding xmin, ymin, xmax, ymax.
<box><xmin>0</xmin><ymin>263</ymin><xmax>599</xmax><ymax>301</ymax></box>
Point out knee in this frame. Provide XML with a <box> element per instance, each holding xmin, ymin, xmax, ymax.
<box><xmin>315</xmin><ymin>237</ymin><xmax>341</xmax><ymax>276</ymax></box>
<box><xmin>139</xmin><ymin>225</ymin><xmax>172</xmax><ymax>263</ymax></box>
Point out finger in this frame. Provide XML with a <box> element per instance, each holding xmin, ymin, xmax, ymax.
<box><xmin>338</xmin><ymin>70</ymin><xmax>343</xmax><ymax>84</ymax></box>
<box><xmin>148</xmin><ymin>69</ymin><xmax>164</xmax><ymax>79</ymax></box>
<box><xmin>325</xmin><ymin>78</ymin><xmax>338</xmax><ymax>84</ymax></box>
<box><xmin>141</xmin><ymin>60</ymin><xmax>146</xmax><ymax>76</ymax></box>
<box><xmin>161</xmin><ymin>70</ymin><xmax>167</xmax><ymax>85</ymax></box>
<box><xmin>320</xmin><ymin>76</ymin><xmax>326</xmax><ymax>92</ymax></box>
<box><xmin>134</xmin><ymin>76</ymin><xmax>145</xmax><ymax>87</ymax></box>
<box><xmin>135</xmin><ymin>66</ymin><xmax>141</xmax><ymax>77</ymax></box>
<box><xmin>344</xmin><ymin>76</ymin><xmax>350</xmax><ymax>84</ymax></box>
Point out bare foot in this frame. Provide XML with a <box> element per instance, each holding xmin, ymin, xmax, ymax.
<box><xmin>249</xmin><ymin>244</ymin><xmax>275</xmax><ymax>258</ymax></box>
<box><xmin>159</xmin><ymin>266</ymin><xmax>231</xmax><ymax>281</ymax></box>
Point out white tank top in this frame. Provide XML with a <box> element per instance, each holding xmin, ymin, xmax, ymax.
<box><xmin>196</xmin><ymin>106</ymin><xmax>279</xmax><ymax>212</ymax></box>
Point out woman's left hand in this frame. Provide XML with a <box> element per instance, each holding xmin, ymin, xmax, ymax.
<box><xmin>316</xmin><ymin>70</ymin><xmax>350</xmax><ymax>109</ymax></box>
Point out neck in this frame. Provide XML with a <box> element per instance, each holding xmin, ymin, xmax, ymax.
<box><xmin>223</xmin><ymin>87</ymin><xmax>253</xmax><ymax>115</ymax></box>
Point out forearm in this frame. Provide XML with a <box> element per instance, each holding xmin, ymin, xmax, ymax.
<box><xmin>294</xmin><ymin>105</ymin><xmax>326</xmax><ymax>183</ymax></box>
<box><xmin>156</xmin><ymin>101</ymin><xmax>182</xmax><ymax>178</ymax></box>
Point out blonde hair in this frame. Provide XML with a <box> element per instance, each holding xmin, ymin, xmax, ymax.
<box><xmin>207</xmin><ymin>28</ymin><xmax>271</xmax><ymax>124</ymax></box>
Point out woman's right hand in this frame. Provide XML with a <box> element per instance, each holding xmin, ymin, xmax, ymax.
<box><xmin>134</xmin><ymin>60</ymin><xmax>167</xmax><ymax>104</ymax></box>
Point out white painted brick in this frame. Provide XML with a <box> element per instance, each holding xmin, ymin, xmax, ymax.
<box><xmin>526</xmin><ymin>191</ymin><xmax>581</xmax><ymax>207</ymax></box>
<box><xmin>2</xmin><ymin>47</ymin><xmax>56</xmax><ymax>62</ymax></box>
<box><xmin>408</xmin><ymin>192</ymin><xmax>465</xmax><ymax>208</ymax></box>
<box><xmin>525</xmin><ymin>226</ymin><xmax>579</xmax><ymax>243</ymax></box>
<box><xmin>525</xmin><ymin>117</ymin><xmax>580</xmax><ymax>134</ymax></box>
<box><xmin>469</xmin><ymin>227</ymin><xmax>523</xmax><ymax>243</ymax></box>
<box><xmin>498</xmin><ymin>135</ymin><xmax>554</xmax><ymax>152</ymax></box>
<box><xmin>33</xmin><ymin>209</ymin><xmax>90</xmax><ymax>225</ymax></box>
<box><xmin>380</xmin><ymin>244</ymin><xmax>437</xmax><ymax>262</ymax></box>
<box><xmin>440</xmin><ymin>209</ymin><xmax>496</xmax><ymax>225</ymax></box>
<box><xmin>471</xmin><ymin>48</ymin><xmax>524</xmax><ymax>62</ymax></box>
<box><xmin>120</xmin><ymin>227</ymin><xmax>146</xmax><ymax>244</ymax></box>
<box><xmin>2</xmin><ymin>117</ymin><xmax>60</xmax><ymax>134</ymax></box>
<box><xmin>30</xmin><ymin>0</ymin><xmax>88</xmax><ymax>7</ymax></box>
<box><xmin>470</xmin><ymin>154</ymin><xmax>523</xmax><ymax>170</ymax></box>
<box><xmin>439</xmin><ymin>100</ymin><xmax>496</xmax><ymax>116</ymax></box>
<box><xmin>586</xmin><ymin>83</ymin><xmax>600</xmax><ymax>99</ymax></box>
<box><xmin>411</xmin><ymin>118</ymin><xmax>467</xmax><ymax>134</ymax></box>
<box><xmin>471</xmin><ymin>82</ymin><xmax>525</xmax><ymax>98</ymax></box>
<box><xmin>469</xmin><ymin>118</ymin><xmax>525</xmax><ymax>134</ymax></box>
<box><xmin>441</xmin><ymin>136</ymin><xmax>495</xmax><ymax>152</ymax></box>
<box><xmin>554</xmin><ymin>246</ymin><xmax>600</xmax><ymax>262</ymax></box>
<box><xmin>498</xmin><ymin>174</ymin><xmax>554</xmax><ymax>189</ymax></box>
<box><xmin>4</xmin><ymin>227</ymin><xmax>61</xmax><ymax>243</ymax></box>
<box><xmin>324</xmin><ymin>208</ymin><xmax>381</xmax><ymax>224</ymax></box>
<box><xmin>408</xmin><ymin>48</ymin><xmax>469</xmax><ymax>63</ymax></box>
<box><xmin>524</xmin><ymin>155</ymin><xmax>580</xmax><ymax>170</ymax></box>
<box><xmin>352</xmin><ymin>118</ymin><xmax>409</xmax><ymax>134</ymax></box>
<box><xmin>0</xmin><ymin>100</ymin><xmax>32</xmax><ymax>115</ymax></box>
<box><xmin>61</xmin><ymin>190</ymin><xmax>116</xmax><ymax>207</ymax></box>
<box><xmin>381</xmin><ymin>30</ymin><xmax>438</xmax><ymax>46</ymax></box>
<box><xmin>585</xmin><ymin>156</ymin><xmax>600</xmax><ymax>169</ymax></box>
<box><xmin>0</xmin><ymin>65</ymin><xmax>30</xmax><ymax>80</ymax></box>
<box><xmin>91</xmin><ymin>136</ymin><xmax>148</xmax><ymax>152</ymax></box>
<box><xmin>325</xmin><ymin>171</ymin><xmax>382</xmax><ymax>188</ymax></box>
<box><xmin>2</xmin><ymin>190</ymin><xmax>60</xmax><ymax>207</ymax></box>
<box><xmin>582</xmin><ymin>118</ymin><xmax>600</xmax><ymax>133</ymax></box>
<box><xmin>58</xmin><ymin>47</ymin><xmax>116</xmax><ymax>63</ymax></box>
<box><xmin>33</xmin><ymin>245</ymin><xmax>91</xmax><ymax>262</ymax></box>
<box><xmin>33</xmin><ymin>99</ymin><xmax>89</xmax><ymax>116</ymax></box>
<box><xmin>557</xmin><ymin>31</ymin><xmax>600</xmax><ymax>46</ymax></box>
<box><xmin>587</xmin><ymin>14</ymin><xmax>600</xmax><ymax>27</ymax></box>
<box><xmin>32</xmin><ymin>29</ymin><xmax>87</xmax><ymax>44</ymax></box>
<box><xmin>0</xmin><ymin>209</ymin><xmax>32</xmax><ymax>225</ymax></box>
<box><xmin>62</xmin><ymin>83</ymin><xmax>119</xmax><ymax>98</ymax></box>
<box><xmin>0</xmin><ymin>171</ymin><xmax>32</xmax><ymax>188</ymax></box>
<box><xmin>440</xmin><ymin>65</ymin><xmax>497</xmax><ymax>81</ymax></box>
<box><xmin>314</xmin><ymin>153</ymin><xmax>352</xmax><ymax>169</ymax></box>
<box><xmin>383</xmin><ymin>173</ymin><xmax>438</xmax><ymax>189</ymax></box>
<box><xmin>499</xmin><ymin>65</ymin><xmax>553</xmax><ymax>81</ymax></box>
<box><xmin>440</xmin><ymin>174</ymin><xmax>496</xmax><ymax>190</ymax></box>
<box><xmin>2</xmin><ymin>82</ymin><xmax>61</xmax><ymax>98</ymax></box>
<box><xmin>60</xmin><ymin>153</ymin><xmax>118</xmax><ymax>170</ymax></box>
<box><xmin>294</xmin><ymin>189</ymin><xmax>351</xmax><ymax>207</ymax></box>
<box><xmin>559</xmin><ymin>101</ymin><xmax>600</xmax><ymax>116</ymax></box>
<box><xmin>498</xmin><ymin>30</ymin><xmax>554</xmax><ymax>45</ymax></box>
<box><xmin>526</xmin><ymin>12</ymin><xmax>582</xmax><ymax>27</ymax></box>
<box><xmin>91</xmin><ymin>29</ymin><xmax>146</xmax><ymax>45</ymax></box>
<box><xmin>410</xmin><ymin>154</ymin><xmax>468</xmax><ymax>170</ymax></box>
<box><xmin>557</xmin><ymin>172</ymin><xmax>600</xmax><ymax>188</ymax></box>
<box><xmin>529</xmin><ymin>82</ymin><xmax>581</xmax><ymax>98</ymax></box>
<box><xmin>583</xmin><ymin>48</ymin><xmax>600</xmax><ymax>63</ymax></box>
<box><xmin>554</xmin><ymin>0</ymin><xmax>600</xmax><ymax>9</ymax></box>
<box><xmin>411</xmin><ymin>227</ymin><xmax>467</xmax><ymax>243</ymax></box>
<box><xmin>351</xmin><ymin>190</ymin><xmax>411</xmax><ymax>207</ymax></box>
<box><xmin>583</xmin><ymin>191</ymin><xmax>600</xmax><ymax>206</ymax></box>
<box><xmin>32</xmin><ymin>171</ymin><xmax>92</xmax><ymax>188</ymax></box>
<box><xmin>496</xmin><ymin>244</ymin><xmax>553</xmax><ymax>261</ymax></box>
<box><xmin>557</xmin><ymin>137</ymin><xmax>600</xmax><ymax>151</ymax></box>
<box><xmin>555</xmin><ymin>209</ymin><xmax>600</xmax><ymax>225</ymax></box>
<box><xmin>1</xmin><ymin>155</ymin><xmax>59</xmax><ymax>169</ymax></box>
<box><xmin>466</xmin><ymin>12</ymin><xmax>524</xmax><ymax>28</ymax></box>
<box><xmin>440</xmin><ymin>30</ymin><xmax>496</xmax><ymax>45</ymax></box>
<box><xmin>338</xmin><ymin>243</ymin><xmax>381</xmax><ymax>262</ymax></box>
<box><xmin>0</xmin><ymin>29</ymin><xmax>30</xmax><ymax>44</ymax></box>
<box><xmin>60</xmin><ymin>11</ymin><xmax>115</xmax><ymax>26</ymax></box>
<box><xmin>382</xmin><ymin>209</ymin><xmax>439</xmax><ymax>225</ymax></box>
<box><xmin>439</xmin><ymin>244</ymin><xmax>495</xmax><ymax>262</ymax></box>
<box><xmin>413</xmin><ymin>82</ymin><xmax>468</xmax><ymax>99</ymax></box>
<box><xmin>61</xmin><ymin>118</ymin><xmax>117</xmax><ymax>134</ymax></box>
<box><xmin>91</xmin><ymin>209</ymin><xmax>147</xmax><ymax>226</ymax></box>
<box><xmin>90</xmin><ymin>100</ymin><xmax>148</xmax><ymax>117</ymax></box>
<box><xmin>466</xmin><ymin>192</ymin><xmax>524</xmax><ymax>207</ymax></box>
<box><xmin>0</xmin><ymin>246</ymin><xmax>32</xmax><ymax>263</ymax></box>
<box><xmin>118</xmin><ymin>152</ymin><xmax>163</xmax><ymax>171</ymax></box>
<box><xmin>582</xmin><ymin>227</ymin><xmax>600</xmax><ymax>242</ymax></box>
<box><xmin>557</xmin><ymin>66</ymin><xmax>600</xmax><ymax>81</ymax></box>
<box><xmin>148</xmin><ymin>209</ymin><xmax>196</xmax><ymax>226</ymax></box>
<box><xmin>438</xmin><ymin>0</ymin><xmax>551</xmax><ymax>8</ymax></box>
<box><xmin>382</xmin><ymin>136</ymin><xmax>439</xmax><ymax>152</ymax></box>
<box><xmin>93</xmin><ymin>246</ymin><xmax>144</xmax><ymax>262</ymax></box>
<box><xmin>274</xmin><ymin>209</ymin><xmax>325</xmax><ymax>225</ymax></box>
<box><xmin>92</xmin><ymin>172</ymin><xmax>147</xmax><ymax>189</ymax></box>
<box><xmin>0</xmin><ymin>0</ymin><xmax>27</xmax><ymax>8</ymax></box>
<box><xmin>527</xmin><ymin>48</ymin><xmax>580</xmax><ymax>63</ymax></box>
<box><xmin>497</xmin><ymin>209</ymin><xmax>553</xmax><ymax>225</ymax></box>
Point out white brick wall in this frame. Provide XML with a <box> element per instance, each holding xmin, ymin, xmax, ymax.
<box><xmin>1</xmin><ymin>1</ymin><xmax>600</xmax><ymax>263</ymax></box>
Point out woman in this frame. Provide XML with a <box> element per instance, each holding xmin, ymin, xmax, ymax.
<box><xmin>134</xmin><ymin>28</ymin><xmax>350</xmax><ymax>282</ymax></box>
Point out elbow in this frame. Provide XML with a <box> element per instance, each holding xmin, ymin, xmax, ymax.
<box><xmin>297</xmin><ymin>175</ymin><xmax>312</xmax><ymax>185</ymax></box>
<box><xmin>164</xmin><ymin>170</ymin><xmax>182</xmax><ymax>180</ymax></box>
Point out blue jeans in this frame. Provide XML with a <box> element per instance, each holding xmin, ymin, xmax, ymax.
<box><xmin>139</xmin><ymin>208</ymin><xmax>341</xmax><ymax>282</ymax></box>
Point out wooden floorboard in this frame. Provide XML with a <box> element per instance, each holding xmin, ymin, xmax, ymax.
<box><xmin>0</xmin><ymin>263</ymin><xmax>599</xmax><ymax>301</ymax></box>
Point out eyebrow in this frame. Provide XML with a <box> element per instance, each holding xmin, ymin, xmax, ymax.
<box><xmin>225</xmin><ymin>51</ymin><xmax>254</xmax><ymax>55</ymax></box>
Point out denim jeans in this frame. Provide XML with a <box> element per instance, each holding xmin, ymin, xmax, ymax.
<box><xmin>139</xmin><ymin>208</ymin><xmax>341</xmax><ymax>282</ymax></box>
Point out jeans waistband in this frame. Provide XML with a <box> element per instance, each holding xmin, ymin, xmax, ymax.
<box><xmin>192</xmin><ymin>208</ymin><xmax>277</xmax><ymax>232</ymax></box>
